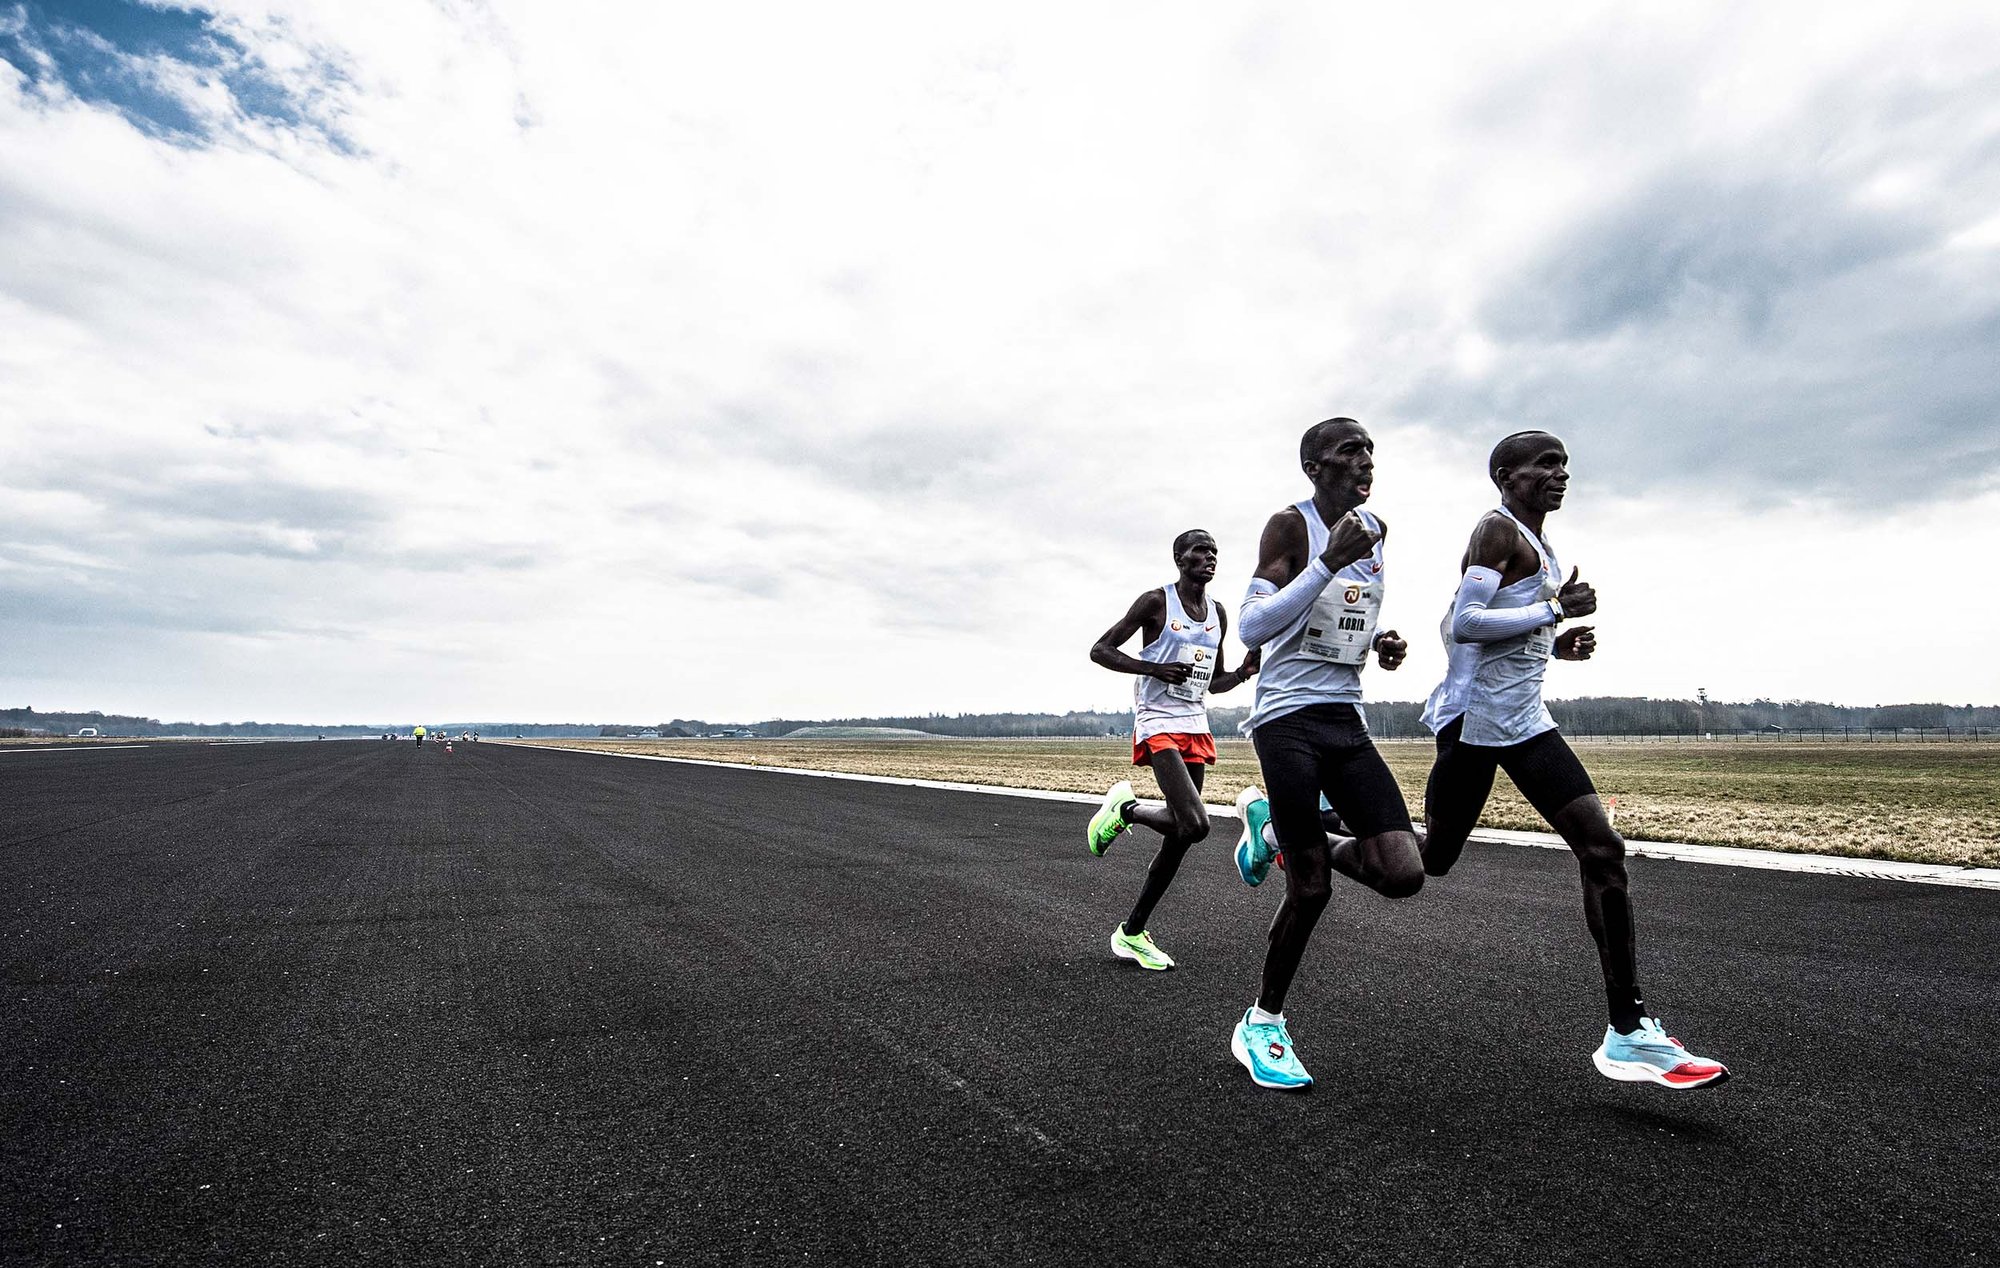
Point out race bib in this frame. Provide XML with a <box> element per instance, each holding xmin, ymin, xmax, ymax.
<box><xmin>1166</xmin><ymin>644</ymin><xmax>1215</xmax><ymax>703</ymax></box>
<box><xmin>1302</xmin><ymin>579</ymin><xmax>1381</xmax><ymax>665</ymax></box>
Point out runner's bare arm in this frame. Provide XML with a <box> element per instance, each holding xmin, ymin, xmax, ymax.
<box><xmin>1240</xmin><ymin>504</ymin><xmax>1352</xmax><ymax>640</ymax></box>
<box><xmin>1465</xmin><ymin>513</ymin><xmax>1535</xmax><ymax>584</ymax></box>
<box><xmin>1090</xmin><ymin>590</ymin><xmax>1190</xmax><ymax>682</ymax></box>
<box><xmin>1468</xmin><ymin>513</ymin><xmax>1596</xmax><ymax>618</ymax></box>
<box><xmin>1451</xmin><ymin>515</ymin><xmax>1565</xmax><ymax>643</ymax></box>
<box><xmin>1251</xmin><ymin>507</ymin><xmax>1309</xmax><ymax>589</ymax></box>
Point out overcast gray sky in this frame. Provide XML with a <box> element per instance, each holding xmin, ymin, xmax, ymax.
<box><xmin>4</xmin><ymin>1</ymin><xmax>1998</xmax><ymax>724</ymax></box>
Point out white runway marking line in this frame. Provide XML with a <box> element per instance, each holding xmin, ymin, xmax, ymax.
<box><xmin>840</xmin><ymin>1010</ymin><xmax>1063</xmax><ymax>1155</ymax></box>
<box><xmin>689</xmin><ymin>868</ymin><xmax>1067</xmax><ymax>1156</ymax></box>
<box><xmin>510</xmin><ymin>744</ymin><xmax>2000</xmax><ymax>892</ymax></box>
<box><xmin>0</xmin><ymin>745</ymin><xmax>152</xmax><ymax>755</ymax></box>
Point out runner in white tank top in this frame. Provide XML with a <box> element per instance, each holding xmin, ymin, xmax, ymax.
<box><xmin>1084</xmin><ymin>529</ymin><xmax>1260</xmax><ymax>971</ymax></box>
<box><xmin>1420</xmin><ymin>502</ymin><xmax>1562</xmax><ymax>744</ymax></box>
<box><xmin>1131</xmin><ymin>579</ymin><xmax>1223</xmax><ymax>747</ymax></box>
<box><xmin>1220</xmin><ymin>418</ymin><xmax>1428</xmax><ymax>1093</ymax></box>
<box><xmin>1240</xmin><ymin>499</ymin><xmax>1386</xmax><ymax>734</ymax></box>
<box><xmin>1417</xmin><ymin>431</ymin><xmax>1728</xmax><ymax>1091</ymax></box>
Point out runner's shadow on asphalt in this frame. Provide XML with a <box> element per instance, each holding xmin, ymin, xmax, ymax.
<box><xmin>1570</xmin><ymin>1097</ymin><xmax>1740</xmax><ymax>1144</ymax></box>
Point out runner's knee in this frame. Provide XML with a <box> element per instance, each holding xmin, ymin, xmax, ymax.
<box><xmin>1173</xmin><ymin>806</ymin><xmax>1211</xmax><ymax>842</ymax></box>
<box><xmin>1573</xmin><ymin>830</ymin><xmax>1626</xmax><ymax>881</ymax></box>
<box><xmin>1282</xmin><ymin>848</ymin><xmax>1334</xmax><ymax>907</ymax></box>
<box><xmin>1370</xmin><ymin>837</ymin><xmax>1427</xmax><ymax>898</ymax></box>
<box><xmin>1553</xmin><ymin>795</ymin><xmax>1624</xmax><ymax>873</ymax></box>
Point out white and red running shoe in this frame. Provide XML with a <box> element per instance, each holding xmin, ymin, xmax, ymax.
<box><xmin>1592</xmin><ymin>1017</ymin><xmax>1730</xmax><ymax>1090</ymax></box>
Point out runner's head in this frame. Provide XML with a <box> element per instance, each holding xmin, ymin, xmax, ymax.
<box><xmin>1299</xmin><ymin>417</ymin><xmax>1374</xmax><ymax>506</ymax></box>
<box><xmin>1488</xmin><ymin>431</ymin><xmax>1568</xmax><ymax>513</ymax></box>
<box><xmin>1172</xmin><ymin>529</ymin><xmax>1218</xmax><ymax>583</ymax></box>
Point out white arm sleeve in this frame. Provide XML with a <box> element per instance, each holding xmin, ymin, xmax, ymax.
<box><xmin>1239</xmin><ymin>558</ymin><xmax>1335</xmax><ymax>647</ymax></box>
<box><xmin>1449</xmin><ymin>566</ymin><xmax>1564</xmax><ymax>642</ymax></box>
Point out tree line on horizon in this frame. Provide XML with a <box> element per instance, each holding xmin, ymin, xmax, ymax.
<box><xmin>0</xmin><ymin>708</ymin><xmax>607</xmax><ymax>740</ymax></box>
<box><xmin>642</xmin><ymin>697</ymin><xmax>2000</xmax><ymax>740</ymax></box>
<box><xmin>10</xmin><ymin>699</ymin><xmax>1998</xmax><ymax>741</ymax></box>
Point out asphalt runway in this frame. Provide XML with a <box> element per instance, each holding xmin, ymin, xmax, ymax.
<box><xmin>4</xmin><ymin>741</ymin><xmax>1995</xmax><ymax>1266</ymax></box>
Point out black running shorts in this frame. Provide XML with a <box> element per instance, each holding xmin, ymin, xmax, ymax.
<box><xmin>1250</xmin><ymin>703</ymin><xmax>1415</xmax><ymax>847</ymax></box>
<box><xmin>1424</xmin><ymin>715</ymin><xmax>1597</xmax><ymax>830</ymax></box>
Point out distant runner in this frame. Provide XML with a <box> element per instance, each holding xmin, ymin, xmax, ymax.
<box><xmin>1084</xmin><ymin>529</ymin><xmax>1259</xmax><ymax>971</ymax></box>
<box><xmin>413</xmin><ymin>725</ymin><xmax>426</xmax><ymax>746</ymax></box>
<box><xmin>1226</xmin><ymin>418</ymin><xmax>1424</xmax><ymax>1091</ymax></box>
<box><xmin>1418</xmin><ymin>431</ymin><xmax>1728</xmax><ymax>1090</ymax></box>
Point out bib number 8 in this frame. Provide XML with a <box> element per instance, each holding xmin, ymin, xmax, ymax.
<box><xmin>1302</xmin><ymin>582</ymin><xmax>1381</xmax><ymax>666</ymax></box>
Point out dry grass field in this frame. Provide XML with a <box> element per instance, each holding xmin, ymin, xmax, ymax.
<box><xmin>517</xmin><ymin>736</ymin><xmax>2000</xmax><ymax>868</ymax></box>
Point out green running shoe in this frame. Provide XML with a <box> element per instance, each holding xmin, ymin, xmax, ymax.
<box><xmin>1110</xmin><ymin>923</ymin><xmax>1175</xmax><ymax>971</ymax></box>
<box><xmin>1088</xmin><ymin>780</ymin><xmax>1136</xmax><ymax>856</ymax></box>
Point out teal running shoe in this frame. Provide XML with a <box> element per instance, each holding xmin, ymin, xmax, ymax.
<box><xmin>1231</xmin><ymin>1008</ymin><xmax>1312</xmax><ymax>1091</ymax></box>
<box><xmin>1592</xmin><ymin>1017</ymin><xmax>1729</xmax><ymax>1090</ymax></box>
<box><xmin>1110</xmin><ymin>923</ymin><xmax>1175</xmax><ymax>971</ymax></box>
<box><xmin>1088</xmin><ymin>780</ymin><xmax>1136</xmax><ymax>856</ymax></box>
<box><xmin>1234</xmin><ymin>786</ymin><xmax>1274</xmax><ymax>886</ymax></box>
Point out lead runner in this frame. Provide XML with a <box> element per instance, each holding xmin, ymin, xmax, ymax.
<box><xmin>1417</xmin><ymin>430</ymin><xmax>1729</xmax><ymax>1090</ymax></box>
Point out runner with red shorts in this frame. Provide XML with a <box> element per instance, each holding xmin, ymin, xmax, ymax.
<box><xmin>1085</xmin><ymin>529</ymin><xmax>1260</xmax><ymax>970</ymax></box>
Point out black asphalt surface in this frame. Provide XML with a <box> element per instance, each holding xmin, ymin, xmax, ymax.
<box><xmin>3</xmin><ymin>741</ymin><xmax>1995</xmax><ymax>1267</ymax></box>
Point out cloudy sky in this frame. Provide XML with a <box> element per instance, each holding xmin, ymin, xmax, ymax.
<box><xmin>3</xmin><ymin>1</ymin><xmax>1997</xmax><ymax>725</ymax></box>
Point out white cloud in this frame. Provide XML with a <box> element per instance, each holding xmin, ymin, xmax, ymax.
<box><xmin>3</xmin><ymin>1</ymin><xmax>1998</xmax><ymax>722</ymax></box>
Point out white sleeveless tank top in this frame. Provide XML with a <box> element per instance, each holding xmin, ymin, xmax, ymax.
<box><xmin>1242</xmin><ymin>501</ymin><xmax>1385</xmax><ymax>736</ymax></box>
<box><xmin>1133</xmin><ymin>582</ymin><xmax>1222</xmax><ymax>741</ymax></box>
<box><xmin>1421</xmin><ymin>505</ymin><xmax>1560</xmax><ymax>746</ymax></box>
